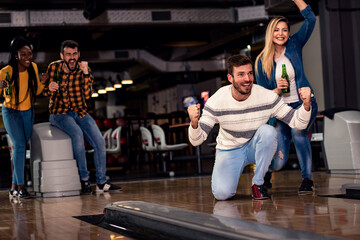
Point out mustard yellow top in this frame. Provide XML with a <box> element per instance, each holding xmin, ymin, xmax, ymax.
<box><xmin>0</xmin><ymin>62</ymin><xmax>44</xmax><ymax>111</ymax></box>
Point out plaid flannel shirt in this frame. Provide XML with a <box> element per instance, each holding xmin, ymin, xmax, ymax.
<box><xmin>43</xmin><ymin>60</ymin><xmax>93</xmax><ymax>118</ymax></box>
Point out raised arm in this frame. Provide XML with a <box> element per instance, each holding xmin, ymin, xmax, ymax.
<box><xmin>188</xmin><ymin>104</ymin><xmax>201</xmax><ymax>129</ymax></box>
<box><xmin>293</xmin><ymin>0</ymin><xmax>307</xmax><ymax>11</ymax></box>
<box><xmin>291</xmin><ymin>0</ymin><xmax>316</xmax><ymax>48</ymax></box>
<box><xmin>188</xmin><ymin>103</ymin><xmax>217</xmax><ymax>147</ymax></box>
<box><xmin>272</xmin><ymin>87</ymin><xmax>311</xmax><ymax>130</ymax></box>
<box><xmin>79</xmin><ymin>61</ymin><xmax>93</xmax><ymax>99</ymax></box>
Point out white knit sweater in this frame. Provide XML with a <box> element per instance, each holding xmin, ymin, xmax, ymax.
<box><xmin>188</xmin><ymin>84</ymin><xmax>311</xmax><ymax>150</ymax></box>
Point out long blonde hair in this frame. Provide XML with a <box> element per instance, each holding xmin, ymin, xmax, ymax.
<box><xmin>255</xmin><ymin>16</ymin><xmax>290</xmax><ymax>79</ymax></box>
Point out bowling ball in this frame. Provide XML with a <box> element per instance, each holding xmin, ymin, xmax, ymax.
<box><xmin>107</xmin><ymin>155</ymin><xmax>116</xmax><ymax>165</ymax></box>
<box><xmin>120</xmin><ymin>137</ymin><xmax>127</xmax><ymax>145</ymax></box>
<box><xmin>103</xmin><ymin>118</ymin><xmax>114</xmax><ymax>129</ymax></box>
<box><xmin>116</xmin><ymin>118</ymin><xmax>127</xmax><ymax>127</ymax></box>
<box><xmin>117</xmin><ymin>155</ymin><xmax>128</xmax><ymax>164</ymax></box>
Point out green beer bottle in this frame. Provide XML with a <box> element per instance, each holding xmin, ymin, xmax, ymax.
<box><xmin>56</xmin><ymin>70</ymin><xmax>60</xmax><ymax>93</ymax></box>
<box><xmin>5</xmin><ymin>72</ymin><xmax>11</xmax><ymax>95</ymax></box>
<box><xmin>281</xmin><ymin>64</ymin><xmax>290</xmax><ymax>93</ymax></box>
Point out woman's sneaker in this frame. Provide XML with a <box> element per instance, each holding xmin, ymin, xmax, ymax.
<box><xmin>9</xmin><ymin>188</ymin><xmax>18</xmax><ymax>199</ymax></box>
<box><xmin>18</xmin><ymin>187</ymin><xmax>31</xmax><ymax>199</ymax></box>
<box><xmin>96</xmin><ymin>181</ymin><xmax>122</xmax><ymax>193</ymax></box>
<box><xmin>81</xmin><ymin>180</ymin><xmax>93</xmax><ymax>194</ymax></box>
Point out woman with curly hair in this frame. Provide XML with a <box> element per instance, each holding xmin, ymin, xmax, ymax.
<box><xmin>0</xmin><ymin>36</ymin><xmax>46</xmax><ymax>199</ymax></box>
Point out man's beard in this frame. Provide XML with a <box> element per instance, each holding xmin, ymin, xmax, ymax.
<box><xmin>233</xmin><ymin>81</ymin><xmax>252</xmax><ymax>95</ymax></box>
<box><xmin>65</xmin><ymin>59</ymin><xmax>78</xmax><ymax>72</ymax></box>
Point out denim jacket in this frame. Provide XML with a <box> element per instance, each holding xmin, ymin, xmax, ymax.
<box><xmin>256</xmin><ymin>5</ymin><xmax>316</xmax><ymax>103</ymax></box>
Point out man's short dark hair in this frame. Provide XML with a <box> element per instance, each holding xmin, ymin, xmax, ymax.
<box><xmin>60</xmin><ymin>40</ymin><xmax>79</xmax><ymax>53</ymax></box>
<box><xmin>227</xmin><ymin>54</ymin><xmax>253</xmax><ymax>76</ymax></box>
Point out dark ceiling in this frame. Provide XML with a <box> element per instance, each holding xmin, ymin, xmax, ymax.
<box><xmin>0</xmin><ymin>0</ymin><xmax>319</xmax><ymax>98</ymax></box>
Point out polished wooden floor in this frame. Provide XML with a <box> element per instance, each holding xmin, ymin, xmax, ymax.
<box><xmin>1</xmin><ymin>169</ymin><xmax>360</xmax><ymax>240</ymax></box>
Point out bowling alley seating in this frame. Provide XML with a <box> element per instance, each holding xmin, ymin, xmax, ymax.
<box><xmin>87</xmin><ymin>127</ymin><xmax>123</xmax><ymax>154</ymax></box>
<box><xmin>140</xmin><ymin>126</ymin><xmax>158</xmax><ymax>152</ymax></box>
<box><xmin>140</xmin><ymin>126</ymin><xmax>162</xmax><ymax>170</ymax></box>
<box><xmin>151</xmin><ymin>124</ymin><xmax>188</xmax><ymax>172</ymax></box>
<box><xmin>106</xmin><ymin>126</ymin><xmax>122</xmax><ymax>154</ymax></box>
<box><xmin>103</xmin><ymin>128</ymin><xmax>113</xmax><ymax>149</ymax></box>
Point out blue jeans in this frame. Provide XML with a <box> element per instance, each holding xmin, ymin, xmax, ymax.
<box><xmin>50</xmin><ymin>112</ymin><xmax>107</xmax><ymax>184</ymax></box>
<box><xmin>2</xmin><ymin>106</ymin><xmax>34</xmax><ymax>185</ymax></box>
<box><xmin>269</xmin><ymin>97</ymin><xmax>318</xmax><ymax>179</ymax></box>
<box><xmin>212</xmin><ymin>125</ymin><xmax>277</xmax><ymax>200</ymax></box>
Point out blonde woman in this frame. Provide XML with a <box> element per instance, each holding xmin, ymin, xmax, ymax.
<box><xmin>255</xmin><ymin>0</ymin><xmax>318</xmax><ymax>194</ymax></box>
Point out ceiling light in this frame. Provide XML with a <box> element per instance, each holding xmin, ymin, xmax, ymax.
<box><xmin>114</xmin><ymin>83</ymin><xmax>122</xmax><ymax>88</ymax></box>
<box><xmin>121</xmin><ymin>71</ymin><xmax>133</xmax><ymax>85</ymax></box>
<box><xmin>98</xmin><ymin>89</ymin><xmax>107</xmax><ymax>94</ymax></box>
<box><xmin>105</xmin><ymin>86</ymin><xmax>115</xmax><ymax>91</ymax></box>
<box><xmin>105</xmin><ymin>78</ymin><xmax>115</xmax><ymax>91</ymax></box>
<box><xmin>92</xmin><ymin>92</ymin><xmax>99</xmax><ymax>97</ymax></box>
<box><xmin>121</xmin><ymin>80</ymin><xmax>133</xmax><ymax>85</ymax></box>
<box><xmin>114</xmin><ymin>74</ymin><xmax>122</xmax><ymax>88</ymax></box>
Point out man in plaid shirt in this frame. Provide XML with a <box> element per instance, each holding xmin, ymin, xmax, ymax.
<box><xmin>43</xmin><ymin>40</ymin><xmax>121</xmax><ymax>194</ymax></box>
